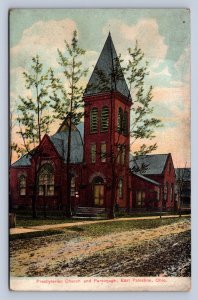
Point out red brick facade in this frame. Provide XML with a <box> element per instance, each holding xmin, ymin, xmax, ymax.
<box><xmin>131</xmin><ymin>154</ymin><xmax>176</xmax><ymax>211</ymax></box>
<box><xmin>9</xmin><ymin>34</ymin><xmax>176</xmax><ymax>214</ymax></box>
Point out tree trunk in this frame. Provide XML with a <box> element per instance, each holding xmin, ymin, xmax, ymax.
<box><xmin>32</xmin><ymin>193</ymin><xmax>37</xmax><ymax>219</ymax></box>
<box><xmin>107</xmin><ymin>163</ymin><xmax>116</xmax><ymax>219</ymax></box>
<box><xmin>65</xmin><ymin>118</ymin><xmax>72</xmax><ymax>218</ymax></box>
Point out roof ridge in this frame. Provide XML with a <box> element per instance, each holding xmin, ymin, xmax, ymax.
<box><xmin>84</xmin><ymin>34</ymin><xmax>132</xmax><ymax>100</ymax></box>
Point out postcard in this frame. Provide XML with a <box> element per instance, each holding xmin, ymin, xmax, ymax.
<box><xmin>9</xmin><ymin>8</ymin><xmax>191</xmax><ymax>291</ymax></box>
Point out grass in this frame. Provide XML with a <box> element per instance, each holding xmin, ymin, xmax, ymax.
<box><xmin>114</xmin><ymin>211</ymin><xmax>184</xmax><ymax>218</ymax></box>
<box><xmin>15</xmin><ymin>211</ymin><xmax>190</xmax><ymax>227</ymax></box>
<box><xmin>67</xmin><ymin>216</ymin><xmax>190</xmax><ymax>237</ymax></box>
<box><xmin>9</xmin><ymin>229</ymin><xmax>64</xmax><ymax>241</ymax></box>
<box><xmin>16</xmin><ymin>217</ymin><xmax>95</xmax><ymax>227</ymax></box>
<box><xmin>11</xmin><ymin>216</ymin><xmax>190</xmax><ymax>241</ymax></box>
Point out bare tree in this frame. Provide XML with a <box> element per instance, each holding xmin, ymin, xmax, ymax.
<box><xmin>13</xmin><ymin>55</ymin><xmax>53</xmax><ymax>218</ymax></box>
<box><xmin>176</xmin><ymin>164</ymin><xmax>187</xmax><ymax>217</ymax></box>
<box><xmin>50</xmin><ymin>30</ymin><xmax>88</xmax><ymax>218</ymax></box>
<box><xmin>89</xmin><ymin>41</ymin><xmax>162</xmax><ymax>219</ymax></box>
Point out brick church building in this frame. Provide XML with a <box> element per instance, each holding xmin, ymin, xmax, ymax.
<box><xmin>10</xmin><ymin>33</ymin><xmax>176</xmax><ymax>215</ymax></box>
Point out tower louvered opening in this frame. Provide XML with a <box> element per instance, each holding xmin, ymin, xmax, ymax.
<box><xmin>101</xmin><ymin>106</ymin><xmax>109</xmax><ymax>132</ymax></box>
<box><xmin>123</xmin><ymin>111</ymin><xmax>128</xmax><ymax>135</ymax></box>
<box><xmin>117</xmin><ymin>107</ymin><xmax>123</xmax><ymax>133</ymax></box>
<box><xmin>90</xmin><ymin>108</ymin><xmax>98</xmax><ymax>133</ymax></box>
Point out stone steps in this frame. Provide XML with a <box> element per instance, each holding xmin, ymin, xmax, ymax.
<box><xmin>74</xmin><ymin>206</ymin><xmax>106</xmax><ymax>218</ymax></box>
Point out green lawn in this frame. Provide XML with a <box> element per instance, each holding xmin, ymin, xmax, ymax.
<box><xmin>15</xmin><ymin>218</ymin><xmax>94</xmax><ymax>227</ymax></box>
<box><xmin>67</xmin><ymin>216</ymin><xmax>190</xmax><ymax>237</ymax></box>
<box><xmin>9</xmin><ymin>229</ymin><xmax>64</xmax><ymax>241</ymax></box>
<box><xmin>11</xmin><ymin>216</ymin><xmax>190</xmax><ymax>241</ymax></box>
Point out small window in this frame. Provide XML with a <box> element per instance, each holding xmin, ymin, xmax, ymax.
<box><xmin>38</xmin><ymin>164</ymin><xmax>54</xmax><ymax>196</ymax></box>
<box><xmin>121</xmin><ymin>146</ymin><xmax>126</xmax><ymax>165</ymax></box>
<box><xmin>137</xmin><ymin>191</ymin><xmax>142</xmax><ymax>206</ymax></box>
<box><xmin>91</xmin><ymin>143</ymin><xmax>96</xmax><ymax>163</ymax></box>
<box><xmin>71</xmin><ymin>176</ymin><xmax>76</xmax><ymax>197</ymax></box>
<box><xmin>117</xmin><ymin>107</ymin><xmax>123</xmax><ymax>133</ymax></box>
<box><xmin>117</xmin><ymin>145</ymin><xmax>122</xmax><ymax>164</ymax></box>
<box><xmin>90</xmin><ymin>108</ymin><xmax>98</xmax><ymax>133</ymax></box>
<box><xmin>156</xmin><ymin>188</ymin><xmax>160</xmax><ymax>201</ymax></box>
<box><xmin>118</xmin><ymin>178</ymin><xmax>123</xmax><ymax>198</ymax></box>
<box><xmin>101</xmin><ymin>142</ymin><xmax>107</xmax><ymax>162</ymax></box>
<box><xmin>123</xmin><ymin>111</ymin><xmax>128</xmax><ymax>135</ymax></box>
<box><xmin>136</xmin><ymin>191</ymin><xmax>145</xmax><ymax>207</ymax></box>
<box><xmin>101</xmin><ymin>106</ymin><xmax>109</xmax><ymax>132</ymax></box>
<box><xmin>19</xmin><ymin>175</ymin><xmax>26</xmax><ymax>196</ymax></box>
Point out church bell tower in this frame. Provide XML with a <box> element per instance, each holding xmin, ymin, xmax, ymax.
<box><xmin>82</xmin><ymin>33</ymin><xmax>132</xmax><ymax>210</ymax></box>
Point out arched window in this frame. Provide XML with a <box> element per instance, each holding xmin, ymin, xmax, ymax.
<box><xmin>19</xmin><ymin>175</ymin><xmax>26</xmax><ymax>196</ymax></box>
<box><xmin>90</xmin><ymin>108</ymin><xmax>98</xmax><ymax>133</ymax></box>
<box><xmin>38</xmin><ymin>164</ymin><xmax>54</xmax><ymax>196</ymax></box>
<box><xmin>118</xmin><ymin>178</ymin><xmax>123</xmax><ymax>198</ymax></box>
<box><xmin>123</xmin><ymin>111</ymin><xmax>128</xmax><ymax>135</ymax></box>
<box><xmin>117</xmin><ymin>107</ymin><xmax>123</xmax><ymax>133</ymax></box>
<box><xmin>93</xmin><ymin>176</ymin><xmax>104</xmax><ymax>185</ymax></box>
<box><xmin>101</xmin><ymin>106</ymin><xmax>109</xmax><ymax>132</ymax></box>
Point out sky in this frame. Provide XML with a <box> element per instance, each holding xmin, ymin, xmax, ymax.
<box><xmin>9</xmin><ymin>8</ymin><xmax>191</xmax><ymax>167</ymax></box>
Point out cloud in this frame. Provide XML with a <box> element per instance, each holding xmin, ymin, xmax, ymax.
<box><xmin>103</xmin><ymin>18</ymin><xmax>171</xmax><ymax>88</ymax></box>
<box><xmin>152</xmin><ymin>85</ymin><xmax>190</xmax><ymax>167</ymax></box>
<box><xmin>174</xmin><ymin>47</ymin><xmax>191</xmax><ymax>83</ymax></box>
<box><xmin>151</xmin><ymin>66</ymin><xmax>171</xmax><ymax>78</ymax></box>
<box><xmin>10</xmin><ymin>17</ymin><xmax>190</xmax><ymax>167</ymax></box>
<box><xmin>10</xmin><ymin>19</ymin><xmax>77</xmax><ymax>69</ymax></box>
<box><xmin>132</xmin><ymin>82</ymin><xmax>190</xmax><ymax>167</ymax></box>
<box><xmin>103</xmin><ymin>18</ymin><xmax>168</xmax><ymax>61</ymax></box>
<box><xmin>10</xmin><ymin>19</ymin><xmax>98</xmax><ymax>94</ymax></box>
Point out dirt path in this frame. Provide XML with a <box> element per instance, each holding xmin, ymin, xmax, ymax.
<box><xmin>10</xmin><ymin>214</ymin><xmax>190</xmax><ymax>235</ymax></box>
<box><xmin>10</xmin><ymin>219</ymin><xmax>191</xmax><ymax>277</ymax></box>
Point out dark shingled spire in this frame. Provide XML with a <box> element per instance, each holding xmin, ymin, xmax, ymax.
<box><xmin>84</xmin><ymin>33</ymin><xmax>132</xmax><ymax>101</ymax></box>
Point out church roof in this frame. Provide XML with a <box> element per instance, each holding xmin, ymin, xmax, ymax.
<box><xmin>130</xmin><ymin>154</ymin><xmax>170</xmax><ymax>175</ymax></box>
<box><xmin>12</xmin><ymin>154</ymin><xmax>32</xmax><ymax>167</ymax></box>
<box><xmin>11</xmin><ymin>130</ymin><xmax>84</xmax><ymax>167</ymax></box>
<box><xmin>132</xmin><ymin>172</ymin><xmax>160</xmax><ymax>186</ymax></box>
<box><xmin>84</xmin><ymin>33</ymin><xmax>132</xmax><ymax>101</ymax></box>
<box><xmin>50</xmin><ymin>130</ymin><xmax>83</xmax><ymax>164</ymax></box>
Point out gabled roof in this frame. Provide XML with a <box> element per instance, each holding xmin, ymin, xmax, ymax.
<box><xmin>50</xmin><ymin>130</ymin><xmax>83</xmax><ymax>164</ymax></box>
<box><xmin>130</xmin><ymin>154</ymin><xmax>169</xmax><ymax>175</ymax></box>
<box><xmin>84</xmin><ymin>33</ymin><xmax>132</xmax><ymax>101</ymax></box>
<box><xmin>12</xmin><ymin>154</ymin><xmax>32</xmax><ymax>167</ymax></box>
<box><xmin>11</xmin><ymin>129</ymin><xmax>84</xmax><ymax>167</ymax></box>
<box><xmin>133</xmin><ymin>172</ymin><xmax>160</xmax><ymax>186</ymax></box>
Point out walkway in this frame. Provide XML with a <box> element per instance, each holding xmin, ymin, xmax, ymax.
<box><xmin>9</xmin><ymin>214</ymin><xmax>190</xmax><ymax>235</ymax></box>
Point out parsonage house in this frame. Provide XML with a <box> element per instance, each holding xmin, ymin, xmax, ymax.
<box><xmin>10</xmin><ymin>33</ymin><xmax>178</xmax><ymax>215</ymax></box>
<box><xmin>175</xmin><ymin>168</ymin><xmax>191</xmax><ymax>212</ymax></box>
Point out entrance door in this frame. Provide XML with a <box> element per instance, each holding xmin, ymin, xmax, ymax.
<box><xmin>92</xmin><ymin>176</ymin><xmax>104</xmax><ymax>206</ymax></box>
<box><xmin>94</xmin><ymin>184</ymin><xmax>104</xmax><ymax>206</ymax></box>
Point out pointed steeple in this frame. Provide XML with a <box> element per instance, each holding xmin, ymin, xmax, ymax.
<box><xmin>84</xmin><ymin>33</ymin><xmax>132</xmax><ymax>101</ymax></box>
